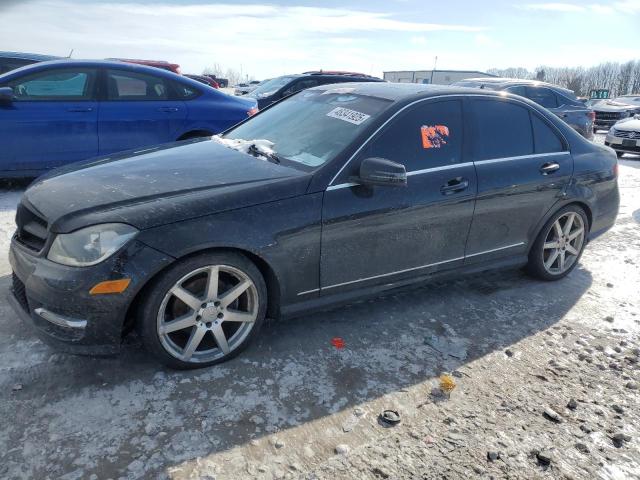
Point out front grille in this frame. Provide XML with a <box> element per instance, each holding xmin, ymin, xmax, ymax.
<box><xmin>12</xmin><ymin>273</ymin><xmax>29</xmax><ymax>312</ymax></box>
<box><xmin>15</xmin><ymin>203</ymin><xmax>48</xmax><ymax>252</ymax></box>
<box><xmin>614</xmin><ymin>129</ymin><xmax>640</xmax><ymax>139</ymax></box>
<box><xmin>596</xmin><ymin>111</ymin><xmax>627</xmax><ymax>121</ymax></box>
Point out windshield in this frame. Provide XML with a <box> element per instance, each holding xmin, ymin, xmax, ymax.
<box><xmin>248</xmin><ymin>76</ymin><xmax>297</xmax><ymax>98</ymax></box>
<box><xmin>224</xmin><ymin>88</ymin><xmax>393</xmax><ymax>168</ymax></box>
<box><xmin>613</xmin><ymin>96</ymin><xmax>640</xmax><ymax>105</ymax></box>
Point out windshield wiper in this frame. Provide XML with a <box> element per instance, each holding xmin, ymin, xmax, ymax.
<box><xmin>248</xmin><ymin>144</ymin><xmax>280</xmax><ymax>164</ymax></box>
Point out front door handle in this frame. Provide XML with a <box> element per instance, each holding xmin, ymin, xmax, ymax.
<box><xmin>440</xmin><ymin>177</ymin><xmax>469</xmax><ymax>195</ymax></box>
<box><xmin>540</xmin><ymin>162</ymin><xmax>560</xmax><ymax>175</ymax></box>
<box><xmin>157</xmin><ymin>107</ymin><xmax>179</xmax><ymax>112</ymax></box>
<box><xmin>66</xmin><ymin>107</ymin><xmax>93</xmax><ymax>112</ymax></box>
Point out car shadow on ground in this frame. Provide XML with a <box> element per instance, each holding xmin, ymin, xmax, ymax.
<box><xmin>0</xmin><ymin>263</ymin><xmax>593</xmax><ymax>478</ymax></box>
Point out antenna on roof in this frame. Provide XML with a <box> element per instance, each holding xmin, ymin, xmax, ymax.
<box><xmin>67</xmin><ymin>49</ymin><xmax>74</xmax><ymax>58</ymax></box>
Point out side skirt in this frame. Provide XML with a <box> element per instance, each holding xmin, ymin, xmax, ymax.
<box><xmin>280</xmin><ymin>255</ymin><xmax>528</xmax><ymax>319</ymax></box>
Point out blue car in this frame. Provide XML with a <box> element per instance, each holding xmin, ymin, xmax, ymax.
<box><xmin>0</xmin><ymin>60</ymin><xmax>257</xmax><ymax>177</ymax></box>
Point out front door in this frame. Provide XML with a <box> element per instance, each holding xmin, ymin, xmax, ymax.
<box><xmin>320</xmin><ymin>98</ymin><xmax>477</xmax><ymax>294</ymax></box>
<box><xmin>0</xmin><ymin>67</ymin><xmax>99</xmax><ymax>173</ymax></box>
<box><xmin>464</xmin><ymin>97</ymin><xmax>573</xmax><ymax>263</ymax></box>
<box><xmin>98</xmin><ymin>68</ymin><xmax>186</xmax><ymax>155</ymax></box>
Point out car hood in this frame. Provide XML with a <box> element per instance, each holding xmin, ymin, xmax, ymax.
<box><xmin>614</xmin><ymin>118</ymin><xmax>640</xmax><ymax>131</ymax></box>
<box><xmin>22</xmin><ymin>139</ymin><xmax>310</xmax><ymax>233</ymax></box>
<box><xmin>593</xmin><ymin>101</ymin><xmax>636</xmax><ymax>112</ymax></box>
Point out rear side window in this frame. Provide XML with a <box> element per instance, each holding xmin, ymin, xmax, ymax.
<box><xmin>532</xmin><ymin>114</ymin><xmax>564</xmax><ymax>153</ymax></box>
<box><xmin>172</xmin><ymin>81</ymin><xmax>199</xmax><ymax>99</ymax></box>
<box><xmin>471</xmin><ymin>99</ymin><xmax>533</xmax><ymax>160</ymax></box>
<box><xmin>525</xmin><ymin>87</ymin><xmax>558</xmax><ymax>108</ymax></box>
<box><xmin>505</xmin><ymin>85</ymin><xmax>526</xmax><ymax>97</ymax></box>
<box><xmin>7</xmin><ymin>68</ymin><xmax>97</xmax><ymax>101</ymax></box>
<box><xmin>106</xmin><ymin>70</ymin><xmax>168</xmax><ymax>100</ymax></box>
<box><xmin>359</xmin><ymin>100</ymin><xmax>463</xmax><ymax>170</ymax></box>
<box><xmin>283</xmin><ymin>78</ymin><xmax>318</xmax><ymax>96</ymax></box>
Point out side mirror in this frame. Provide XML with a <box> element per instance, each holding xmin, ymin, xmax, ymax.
<box><xmin>0</xmin><ymin>86</ymin><xmax>14</xmax><ymax>103</ymax></box>
<box><xmin>356</xmin><ymin>157</ymin><xmax>407</xmax><ymax>187</ymax></box>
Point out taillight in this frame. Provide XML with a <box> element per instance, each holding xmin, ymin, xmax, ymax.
<box><xmin>247</xmin><ymin>107</ymin><xmax>258</xmax><ymax>117</ymax></box>
<box><xmin>614</xmin><ymin>162</ymin><xmax>619</xmax><ymax>178</ymax></box>
<box><xmin>587</xmin><ymin>111</ymin><xmax>595</xmax><ymax>121</ymax></box>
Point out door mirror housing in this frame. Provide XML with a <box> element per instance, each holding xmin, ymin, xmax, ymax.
<box><xmin>356</xmin><ymin>157</ymin><xmax>407</xmax><ymax>187</ymax></box>
<box><xmin>0</xmin><ymin>87</ymin><xmax>14</xmax><ymax>103</ymax></box>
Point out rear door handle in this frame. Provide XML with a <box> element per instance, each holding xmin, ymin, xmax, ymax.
<box><xmin>540</xmin><ymin>162</ymin><xmax>560</xmax><ymax>175</ymax></box>
<box><xmin>157</xmin><ymin>107</ymin><xmax>179</xmax><ymax>112</ymax></box>
<box><xmin>440</xmin><ymin>177</ymin><xmax>469</xmax><ymax>195</ymax></box>
<box><xmin>66</xmin><ymin>107</ymin><xmax>93</xmax><ymax>112</ymax></box>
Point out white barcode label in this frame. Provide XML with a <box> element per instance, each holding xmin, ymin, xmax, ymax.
<box><xmin>326</xmin><ymin>107</ymin><xmax>371</xmax><ymax>125</ymax></box>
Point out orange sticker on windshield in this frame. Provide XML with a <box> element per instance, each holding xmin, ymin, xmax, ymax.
<box><xmin>421</xmin><ymin>125</ymin><xmax>449</xmax><ymax>149</ymax></box>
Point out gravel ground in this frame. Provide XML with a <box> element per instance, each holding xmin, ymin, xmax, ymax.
<box><xmin>0</xmin><ymin>134</ymin><xmax>638</xmax><ymax>480</ymax></box>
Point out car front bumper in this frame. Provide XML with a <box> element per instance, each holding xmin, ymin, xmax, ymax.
<box><xmin>9</xmin><ymin>238</ymin><xmax>174</xmax><ymax>355</ymax></box>
<box><xmin>605</xmin><ymin>134</ymin><xmax>640</xmax><ymax>155</ymax></box>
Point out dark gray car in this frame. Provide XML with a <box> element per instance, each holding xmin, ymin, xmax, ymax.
<box><xmin>453</xmin><ymin>78</ymin><xmax>594</xmax><ymax>139</ymax></box>
<box><xmin>588</xmin><ymin>97</ymin><xmax>640</xmax><ymax>131</ymax></box>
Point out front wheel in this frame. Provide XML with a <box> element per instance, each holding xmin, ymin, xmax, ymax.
<box><xmin>137</xmin><ymin>252</ymin><xmax>267</xmax><ymax>369</ymax></box>
<box><xmin>526</xmin><ymin>205</ymin><xmax>588</xmax><ymax>281</ymax></box>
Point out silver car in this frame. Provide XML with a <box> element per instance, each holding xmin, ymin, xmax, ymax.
<box><xmin>605</xmin><ymin>114</ymin><xmax>640</xmax><ymax>157</ymax></box>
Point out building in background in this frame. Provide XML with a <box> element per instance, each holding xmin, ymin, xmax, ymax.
<box><xmin>383</xmin><ymin>69</ymin><xmax>495</xmax><ymax>85</ymax></box>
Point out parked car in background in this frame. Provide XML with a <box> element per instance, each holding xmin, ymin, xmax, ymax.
<box><xmin>205</xmin><ymin>75</ymin><xmax>228</xmax><ymax>88</ymax></box>
<box><xmin>452</xmin><ymin>78</ymin><xmax>595</xmax><ymax>139</ymax></box>
<box><xmin>108</xmin><ymin>58</ymin><xmax>181</xmax><ymax>74</ymax></box>
<box><xmin>589</xmin><ymin>96</ymin><xmax>640</xmax><ymax>131</ymax></box>
<box><xmin>235</xmin><ymin>80</ymin><xmax>262</xmax><ymax>96</ymax></box>
<box><xmin>185</xmin><ymin>74</ymin><xmax>219</xmax><ymax>88</ymax></box>
<box><xmin>605</xmin><ymin>115</ymin><xmax>640</xmax><ymax>157</ymax></box>
<box><xmin>8</xmin><ymin>83</ymin><xmax>619</xmax><ymax>368</ymax></box>
<box><xmin>0</xmin><ymin>51</ymin><xmax>62</xmax><ymax>75</ymax></box>
<box><xmin>0</xmin><ymin>60</ymin><xmax>257</xmax><ymax>177</ymax></box>
<box><xmin>247</xmin><ymin>71</ymin><xmax>384</xmax><ymax>109</ymax></box>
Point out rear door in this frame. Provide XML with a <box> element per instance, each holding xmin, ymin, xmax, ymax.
<box><xmin>98</xmin><ymin>68</ymin><xmax>186</xmax><ymax>155</ymax></box>
<box><xmin>0</xmin><ymin>67</ymin><xmax>99</xmax><ymax>173</ymax></box>
<box><xmin>320</xmin><ymin>98</ymin><xmax>477</xmax><ymax>293</ymax></box>
<box><xmin>464</xmin><ymin>97</ymin><xmax>572</xmax><ymax>263</ymax></box>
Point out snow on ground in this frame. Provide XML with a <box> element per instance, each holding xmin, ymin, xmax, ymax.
<box><xmin>0</xmin><ymin>134</ymin><xmax>638</xmax><ymax>479</ymax></box>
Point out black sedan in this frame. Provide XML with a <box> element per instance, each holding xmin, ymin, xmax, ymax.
<box><xmin>9</xmin><ymin>83</ymin><xmax>619</xmax><ymax>369</ymax></box>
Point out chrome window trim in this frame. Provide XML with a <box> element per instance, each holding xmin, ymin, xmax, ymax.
<box><xmin>326</xmin><ymin>93</ymin><xmax>570</xmax><ymax>188</ymax></box>
<box><xmin>474</xmin><ymin>151</ymin><xmax>570</xmax><ymax>166</ymax></box>
<box><xmin>296</xmin><ymin>242</ymin><xmax>526</xmax><ymax>295</ymax></box>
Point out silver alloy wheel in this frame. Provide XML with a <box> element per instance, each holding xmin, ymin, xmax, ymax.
<box><xmin>157</xmin><ymin>265</ymin><xmax>258</xmax><ymax>363</ymax></box>
<box><xmin>542</xmin><ymin>212</ymin><xmax>585</xmax><ymax>275</ymax></box>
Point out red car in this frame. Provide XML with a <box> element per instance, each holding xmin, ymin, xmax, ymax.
<box><xmin>109</xmin><ymin>58</ymin><xmax>181</xmax><ymax>74</ymax></box>
<box><xmin>185</xmin><ymin>74</ymin><xmax>219</xmax><ymax>89</ymax></box>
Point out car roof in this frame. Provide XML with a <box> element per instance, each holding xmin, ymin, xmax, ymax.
<box><xmin>308</xmin><ymin>81</ymin><xmax>499</xmax><ymax>102</ymax></box>
<box><xmin>459</xmin><ymin>77</ymin><xmax>576</xmax><ymax>96</ymax></box>
<box><xmin>0</xmin><ymin>51</ymin><xmax>62</xmax><ymax>61</ymax></box>
<box><xmin>0</xmin><ymin>59</ymin><xmax>184</xmax><ymax>77</ymax></box>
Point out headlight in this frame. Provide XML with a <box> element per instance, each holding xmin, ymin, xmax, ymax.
<box><xmin>48</xmin><ymin>223</ymin><xmax>138</xmax><ymax>267</ymax></box>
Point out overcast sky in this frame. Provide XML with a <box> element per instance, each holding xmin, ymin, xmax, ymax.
<box><xmin>1</xmin><ymin>0</ymin><xmax>639</xmax><ymax>80</ymax></box>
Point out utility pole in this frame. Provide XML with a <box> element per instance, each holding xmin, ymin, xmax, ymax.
<box><xmin>430</xmin><ymin>56</ymin><xmax>438</xmax><ymax>84</ymax></box>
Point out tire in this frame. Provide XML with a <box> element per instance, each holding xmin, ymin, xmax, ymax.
<box><xmin>616</xmin><ymin>151</ymin><xmax>624</xmax><ymax>158</ymax></box>
<box><xmin>526</xmin><ymin>205</ymin><xmax>589</xmax><ymax>281</ymax></box>
<box><xmin>137</xmin><ymin>251</ymin><xmax>267</xmax><ymax>369</ymax></box>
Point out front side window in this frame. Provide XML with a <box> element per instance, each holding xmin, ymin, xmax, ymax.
<box><xmin>106</xmin><ymin>70</ymin><xmax>168</xmax><ymax>100</ymax></box>
<box><xmin>7</xmin><ymin>68</ymin><xmax>96</xmax><ymax>101</ymax></box>
<box><xmin>357</xmin><ymin>100</ymin><xmax>463</xmax><ymax>171</ymax></box>
<box><xmin>224</xmin><ymin>89</ymin><xmax>392</xmax><ymax>168</ymax></box>
<box><xmin>471</xmin><ymin>99</ymin><xmax>533</xmax><ymax>160</ymax></box>
<box><xmin>525</xmin><ymin>87</ymin><xmax>559</xmax><ymax>108</ymax></box>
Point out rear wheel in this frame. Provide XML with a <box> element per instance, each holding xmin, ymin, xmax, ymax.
<box><xmin>137</xmin><ymin>252</ymin><xmax>267</xmax><ymax>369</ymax></box>
<box><xmin>526</xmin><ymin>205</ymin><xmax>588</xmax><ymax>281</ymax></box>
